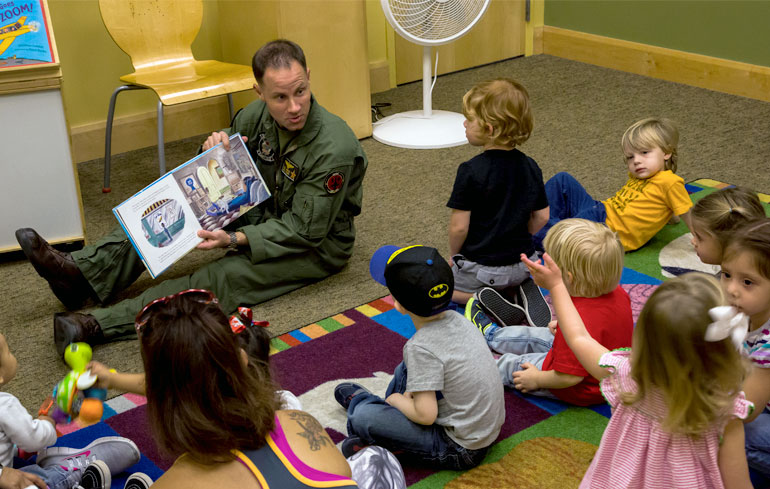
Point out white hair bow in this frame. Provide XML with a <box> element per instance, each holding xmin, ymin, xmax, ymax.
<box><xmin>705</xmin><ymin>306</ymin><xmax>749</xmax><ymax>349</ymax></box>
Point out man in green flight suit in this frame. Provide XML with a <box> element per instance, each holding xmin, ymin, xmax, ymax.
<box><xmin>15</xmin><ymin>39</ymin><xmax>368</xmax><ymax>356</ymax></box>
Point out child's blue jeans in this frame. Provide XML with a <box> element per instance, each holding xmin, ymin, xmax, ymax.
<box><xmin>746</xmin><ymin>407</ymin><xmax>770</xmax><ymax>475</ymax></box>
<box><xmin>20</xmin><ymin>463</ymin><xmax>81</xmax><ymax>489</ymax></box>
<box><xmin>485</xmin><ymin>323</ymin><xmax>558</xmax><ymax>399</ymax></box>
<box><xmin>533</xmin><ymin>172</ymin><xmax>608</xmax><ymax>250</ymax></box>
<box><xmin>346</xmin><ymin>362</ymin><xmax>488</xmax><ymax>470</ymax></box>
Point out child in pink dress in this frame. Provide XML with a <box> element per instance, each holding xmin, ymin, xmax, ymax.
<box><xmin>523</xmin><ymin>255</ymin><xmax>754</xmax><ymax>488</ymax></box>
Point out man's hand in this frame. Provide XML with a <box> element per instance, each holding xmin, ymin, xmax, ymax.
<box><xmin>548</xmin><ymin>319</ymin><xmax>558</xmax><ymax>336</ymax></box>
<box><xmin>0</xmin><ymin>467</ymin><xmax>46</xmax><ymax>489</ymax></box>
<box><xmin>521</xmin><ymin>253</ymin><xmax>564</xmax><ymax>291</ymax></box>
<box><xmin>512</xmin><ymin>363</ymin><xmax>541</xmax><ymax>393</ymax></box>
<box><xmin>197</xmin><ymin>229</ymin><xmax>230</xmax><ymax>250</ymax></box>
<box><xmin>202</xmin><ymin>131</ymin><xmax>248</xmax><ymax>151</ymax></box>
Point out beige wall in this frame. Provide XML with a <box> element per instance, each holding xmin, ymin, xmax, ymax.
<box><xmin>52</xmin><ymin>0</ymin><xmax>371</xmax><ymax>162</ymax></box>
<box><xmin>51</xmin><ymin>0</ymin><xmax>545</xmax><ymax>162</ymax></box>
<box><xmin>216</xmin><ymin>1</ymin><xmax>371</xmax><ymax>138</ymax></box>
<box><xmin>49</xmin><ymin>0</ymin><xmax>227</xmax><ymax>126</ymax></box>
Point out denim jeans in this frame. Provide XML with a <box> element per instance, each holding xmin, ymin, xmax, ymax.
<box><xmin>346</xmin><ymin>362</ymin><xmax>489</xmax><ymax>470</ymax></box>
<box><xmin>533</xmin><ymin>172</ymin><xmax>608</xmax><ymax>250</ymax></box>
<box><xmin>487</xmin><ymin>324</ymin><xmax>557</xmax><ymax>399</ymax></box>
<box><xmin>20</xmin><ymin>463</ymin><xmax>81</xmax><ymax>489</ymax></box>
<box><xmin>746</xmin><ymin>407</ymin><xmax>770</xmax><ymax>475</ymax></box>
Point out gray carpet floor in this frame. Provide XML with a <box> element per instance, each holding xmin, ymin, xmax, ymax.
<box><xmin>3</xmin><ymin>54</ymin><xmax>770</xmax><ymax>410</ymax></box>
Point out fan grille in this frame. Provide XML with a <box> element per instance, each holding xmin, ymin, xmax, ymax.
<box><xmin>386</xmin><ymin>0</ymin><xmax>486</xmax><ymax>43</ymax></box>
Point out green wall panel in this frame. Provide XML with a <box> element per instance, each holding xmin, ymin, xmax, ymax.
<box><xmin>545</xmin><ymin>1</ymin><xmax>770</xmax><ymax>67</ymax></box>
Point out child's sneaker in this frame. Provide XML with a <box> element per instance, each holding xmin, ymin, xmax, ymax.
<box><xmin>341</xmin><ymin>435</ymin><xmax>369</xmax><ymax>457</ymax></box>
<box><xmin>334</xmin><ymin>383</ymin><xmax>371</xmax><ymax>410</ymax></box>
<box><xmin>80</xmin><ymin>460</ymin><xmax>111</xmax><ymax>489</ymax></box>
<box><xmin>518</xmin><ymin>278</ymin><xmax>552</xmax><ymax>328</ymax></box>
<box><xmin>124</xmin><ymin>472</ymin><xmax>154</xmax><ymax>489</ymax></box>
<box><xmin>477</xmin><ymin>287</ymin><xmax>527</xmax><ymax>326</ymax></box>
<box><xmin>464</xmin><ymin>296</ymin><xmax>497</xmax><ymax>335</ymax></box>
<box><xmin>36</xmin><ymin>436</ymin><xmax>140</xmax><ymax>478</ymax></box>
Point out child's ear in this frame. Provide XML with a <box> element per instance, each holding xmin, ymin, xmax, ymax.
<box><xmin>564</xmin><ymin>271</ymin><xmax>574</xmax><ymax>286</ymax></box>
<box><xmin>663</xmin><ymin>152</ymin><xmax>672</xmax><ymax>161</ymax></box>
<box><xmin>486</xmin><ymin>123</ymin><xmax>494</xmax><ymax>136</ymax></box>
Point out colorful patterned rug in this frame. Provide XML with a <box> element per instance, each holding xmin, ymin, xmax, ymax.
<box><xmin>44</xmin><ymin>179</ymin><xmax>769</xmax><ymax>488</ymax></box>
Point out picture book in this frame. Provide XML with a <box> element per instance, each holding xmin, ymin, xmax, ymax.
<box><xmin>0</xmin><ymin>0</ymin><xmax>58</xmax><ymax>70</ymax></box>
<box><xmin>113</xmin><ymin>134</ymin><xmax>270</xmax><ymax>278</ymax></box>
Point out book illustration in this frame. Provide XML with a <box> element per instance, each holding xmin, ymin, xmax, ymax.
<box><xmin>141</xmin><ymin>199</ymin><xmax>185</xmax><ymax>248</ymax></box>
<box><xmin>113</xmin><ymin>134</ymin><xmax>270</xmax><ymax>278</ymax></box>
<box><xmin>173</xmin><ymin>150</ymin><xmax>269</xmax><ymax>232</ymax></box>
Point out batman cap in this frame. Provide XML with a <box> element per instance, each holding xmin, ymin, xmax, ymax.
<box><xmin>370</xmin><ymin>245</ymin><xmax>454</xmax><ymax>317</ymax></box>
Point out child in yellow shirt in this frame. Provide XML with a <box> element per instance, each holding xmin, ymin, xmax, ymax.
<box><xmin>533</xmin><ymin>117</ymin><xmax>693</xmax><ymax>251</ymax></box>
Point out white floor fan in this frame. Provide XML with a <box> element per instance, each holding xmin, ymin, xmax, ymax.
<box><xmin>374</xmin><ymin>0</ymin><xmax>490</xmax><ymax>149</ymax></box>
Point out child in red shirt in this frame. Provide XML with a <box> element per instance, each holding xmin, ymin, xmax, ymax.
<box><xmin>466</xmin><ymin>219</ymin><xmax>633</xmax><ymax>405</ymax></box>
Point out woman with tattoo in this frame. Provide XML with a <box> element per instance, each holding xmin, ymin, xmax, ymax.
<box><xmin>90</xmin><ymin>289</ymin><xmax>404</xmax><ymax>488</ymax></box>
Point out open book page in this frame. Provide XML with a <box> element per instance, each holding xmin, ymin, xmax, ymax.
<box><xmin>113</xmin><ymin>134</ymin><xmax>270</xmax><ymax>278</ymax></box>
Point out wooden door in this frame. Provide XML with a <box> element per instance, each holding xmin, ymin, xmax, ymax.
<box><xmin>395</xmin><ymin>0</ymin><xmax>527</xmax><ymax>85</ymax></box>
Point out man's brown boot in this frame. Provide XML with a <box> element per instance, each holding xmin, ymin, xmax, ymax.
<box><xmin>54</xmin><ymin>312</ymin><xmax>105</xmax><ymax>358</ymax></box>
<box><xmin>15</xmin><ymin>228</ymin><xmax>97</xmax><ymax>310</ymax></box>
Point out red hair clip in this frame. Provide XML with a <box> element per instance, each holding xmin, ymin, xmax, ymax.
<box><xmin>230</xmin><ymin>306</ymin><xmax>269</xmax><ymax>333</ymax></box>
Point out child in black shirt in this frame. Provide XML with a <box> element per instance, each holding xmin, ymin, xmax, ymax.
<box><xmin>447</xmin><ymin>78</ymin><xmax>551</xmax><ymax>328</ymax></box>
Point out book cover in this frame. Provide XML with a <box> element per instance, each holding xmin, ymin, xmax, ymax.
<box><xmin>113</xmin><ymin>134</ymin><xmax>270</xmax><ymax>278</ymax></box>
<box><xmin>0</xmin><ymin>0</ymin><xmax>58</xmax><ymax>70</ymax></box>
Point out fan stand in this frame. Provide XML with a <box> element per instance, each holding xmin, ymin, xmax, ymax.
<box><xmin>372</xmin><ymin>46</ymin><xmax>468</xmax><ymax>149</ymax></box>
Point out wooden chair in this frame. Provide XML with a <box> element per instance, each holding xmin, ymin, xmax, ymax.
<box><xmin>98</xmin><ymin>0</ymin><xmax>255</xmax><ymax>192</ymax></box>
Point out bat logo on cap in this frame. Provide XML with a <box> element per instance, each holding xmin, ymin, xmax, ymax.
<box><xmin>428</xmin><ymin>284</ymin><xmax>449</xmax><ymax>298</ymax></box>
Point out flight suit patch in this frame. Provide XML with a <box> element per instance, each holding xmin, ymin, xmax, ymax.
<box><xmin>282</xmin><ymin>158</ymin><xmax>298</xmax><ymax>181</ymax></box>
<box><xmin>325</xmin><ymin>171</ymin><xmax>345</xmax><ymax>194</ymax></box>
<box><xmin>257</xmin><ymin>133</ymin><xmax>275</xmax><ymax>162</ymax></box>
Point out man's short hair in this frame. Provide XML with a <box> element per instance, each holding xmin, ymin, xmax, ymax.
<box><xmin>252</xmin><ymin>39</ymin><xmax>307</xmax><ymax>83</ymax></box>
<box><xmin>543</xmin><ymin>219</ymin><xmax>623</xmax><ymax>298</ymax></box>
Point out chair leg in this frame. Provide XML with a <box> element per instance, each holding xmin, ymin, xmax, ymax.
<box><xmin>227</xmin><ymin>93</ymin><xmax>234</xmax><ymax>122</ymax></box>
<box><xmin>157</xmin><ymin>100</ymin><xmax>166</xmax><ymax>175</ymax></box>
<box><xmin>104</xmin><ymin>85</ymin><xmax>145</xmax><ymax>193</ymax></box>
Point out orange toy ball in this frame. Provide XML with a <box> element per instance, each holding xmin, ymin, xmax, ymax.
<box><xmin>78</xmin><ymin>398</ymin><xmax>104</xmax><ymax>426</ymax></box>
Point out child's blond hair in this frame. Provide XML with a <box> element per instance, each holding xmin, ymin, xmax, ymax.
<box><xmin>462</xmin><ymin>78</ymin><xmax>532</xmax><ymax>148</ymax></box>
<box><xmin>543</xmin><ymin>219</ymin><xmax>623</xmax><ymax>298</ymax></box>
<box><xmin>692</xmin><ymin>187</ymin><xmax>766</xmax><ymax>250</ymax></box>
<box><xmin>626</xmin><ymin>273</ymin><xmax>747</xmax><ymax>436</ymax></box>
<box><xmin>621</xmin><ymin>117</ymin><xmax>679</xmax><ymax>173</ymax></box>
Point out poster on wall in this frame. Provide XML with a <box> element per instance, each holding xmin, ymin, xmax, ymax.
<box><xmin>0</xmin><ymin>0</ymin><xmax>57</xmax><ymax>71</ymax></box>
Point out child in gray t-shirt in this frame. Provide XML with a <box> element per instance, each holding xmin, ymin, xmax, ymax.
<box><xmin>334</xmin><ymin>245</ymin><xmax>505</xmax><ymax>470</ymax></box>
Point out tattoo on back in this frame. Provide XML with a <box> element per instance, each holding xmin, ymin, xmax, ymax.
<box><xmin>289</xmin><ymin>411</ymin><xmax>332</xmax><ymax>451</ymax></box>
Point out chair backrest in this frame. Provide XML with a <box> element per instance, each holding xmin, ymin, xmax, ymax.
<box><xmin>98</xmin><ymin>0</ymin><xmax>203</xmax><ymax>72</ymax></box>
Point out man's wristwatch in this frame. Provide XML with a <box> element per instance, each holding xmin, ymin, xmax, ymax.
<box><xmin>227</xmin><ymin>231</ymin><xmax>239</xmax><ymax>251</ymax></box>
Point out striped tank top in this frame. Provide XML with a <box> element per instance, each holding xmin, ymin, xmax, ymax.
<box><xmin>235</xmin><ymin>415</ymin><xmax>358</xmax><ymax>489</ymax></box>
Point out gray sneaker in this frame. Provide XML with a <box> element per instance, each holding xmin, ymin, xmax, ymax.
<box><xmin>124</xmin><ymin>472</ymin><xmax>154</xmax><ymax>489</ymax></box>
<box><xmin>36</xmin><ymin>436</ymin><xmax>140</xmax><ymax>477</ymax></box>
